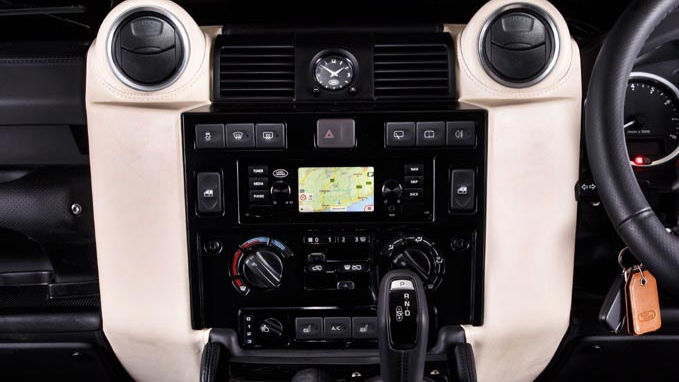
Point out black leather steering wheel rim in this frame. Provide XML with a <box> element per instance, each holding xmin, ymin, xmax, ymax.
<box><xmin>586</xmin><ymin>0</ymin><xmax>679</xmax><ymax>295</ymax></box>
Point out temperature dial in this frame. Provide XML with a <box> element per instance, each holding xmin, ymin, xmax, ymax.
<box><xmin>230</xmin><ymin>237</ymin><xmax>293</xmax><ymax>296</ymax></box>
<box><xmin>381</xmin><ymin>235</ymin><xmax>445</xmax><ymax>291</ymax></box>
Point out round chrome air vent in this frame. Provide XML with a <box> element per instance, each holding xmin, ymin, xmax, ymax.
<box><xmin>479</xmin><ymin>4</ymin><xmax>559</xmax><ymax>88</ymax></box>
<box><xmin>107</xmin><ymin>8</ymin><xmax>189</xmax><ymax>91</ymax></box>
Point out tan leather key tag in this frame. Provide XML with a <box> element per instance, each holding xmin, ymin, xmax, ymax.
<box><xmin>625</xmin><ymin>268</ymin><xmax>662</xmax><ymax>336</ymax></box>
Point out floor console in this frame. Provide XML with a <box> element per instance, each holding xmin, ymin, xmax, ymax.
<box><xmin>182</xmin><ymin>106</ymin><xmax>486</xmax><ymax>350</ymax></box>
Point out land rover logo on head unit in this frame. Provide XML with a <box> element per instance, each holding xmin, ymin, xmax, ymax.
<box><xmin>273</xmin><ymin>169</ymin><xmax>289</xmax><ymax>178</ymax></box>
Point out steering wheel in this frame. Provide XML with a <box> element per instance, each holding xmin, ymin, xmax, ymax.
<box><xmin>586</xmin><ymin>0</ymin><xmax>679</xmax><ymax>295</ymax></box>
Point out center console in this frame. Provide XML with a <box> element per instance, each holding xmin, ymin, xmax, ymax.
<box><xmin>182</xmin><ymin>106</ymin><xmax>486</xmax><ymax>350</ymax></box>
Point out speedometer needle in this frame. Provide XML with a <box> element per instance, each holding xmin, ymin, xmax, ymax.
<box><xmin>624</xmin><ymin>120</ymin><xmax>636</xmax><ymax>128</ymax></box>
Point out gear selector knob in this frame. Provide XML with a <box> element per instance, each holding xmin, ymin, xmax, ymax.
<box><xmin>377</xmin><ymin>270</ymin><xmax>429</xmax><ymax>382</ymax></box>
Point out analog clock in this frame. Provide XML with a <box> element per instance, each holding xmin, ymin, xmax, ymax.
<box><xmin>313</xmin><ymin>55</ymin><xmax>355</xmax><ymax>91</ymax></box>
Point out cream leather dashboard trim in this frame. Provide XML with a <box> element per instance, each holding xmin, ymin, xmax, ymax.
<box><xmin>449</xmin><ymin>0</ymin><xmax>581</xmax><ymax>381</ymax></box>
<box><xmin>86</xmin><ymin>1</ymin><xmax>219</xmax><ymax>381</ymax></box>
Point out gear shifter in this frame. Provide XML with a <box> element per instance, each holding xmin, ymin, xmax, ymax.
<box><xmin>376</xmin><ymin>269</ymin><xmax>429</xmax><ymax>382</ymax></box>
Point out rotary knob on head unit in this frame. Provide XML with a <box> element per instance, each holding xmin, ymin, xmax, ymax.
<box><xmin>381</xmin><ymin>235</ymin><xmax>445</xmax><ymax>291</ymax></box>
<box><xmin>381</xmin><ymin>179</ymin><xmax>403</xmax><ymax>200</ymax></box>
<box><xmin>270</xmin><ymin>180</ymin><xmax>292</xmax><ymax>203</ymax></box>
<box><xmin>230</xmin><ymin>237</ymin><xmax>293</xmax><ymax>295</ymax></box>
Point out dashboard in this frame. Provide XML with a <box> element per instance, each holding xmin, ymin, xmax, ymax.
<box><xmin>9</xmin><ymin>0</ymin><xmax>679</xmax><ymax>381</ymax></box>
<box><xmin>0</xmin><ymin>0</ymin><xmax>583</xmax><ymax>381</ymax></box>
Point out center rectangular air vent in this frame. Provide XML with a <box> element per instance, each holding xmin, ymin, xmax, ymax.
<box><xmin>373</xmin><ymin>36</ymin><xmax>454</xmax><ymax>100</ymax></box>
<box><xmin>214</xmin><ymin>36</ymin><xmax>295</xmax><ymax>101</ymax></box>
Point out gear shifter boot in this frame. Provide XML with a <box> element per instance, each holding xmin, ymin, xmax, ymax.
<box><xmin>377</xmin><ymin>270</ymin><xmax>429</xmax><ymax>382</ymax></box>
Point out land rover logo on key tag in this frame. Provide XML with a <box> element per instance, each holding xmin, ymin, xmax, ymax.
<box><xmin>273</xmin><ymin>169</ymin><xmax>288</xmax><ymax>178</ymax></box>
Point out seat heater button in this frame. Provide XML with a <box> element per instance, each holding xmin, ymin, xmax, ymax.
<box><xmin>295</xmin><ymin>317</ymin><xmax>323</xmax><ymax>340</ymax></box>
<box><xmin>352</xmin><ymin>317</ymin><xmax>377</xmax><ymax>339</ymax></box>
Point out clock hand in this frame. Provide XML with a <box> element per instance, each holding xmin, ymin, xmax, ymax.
<box><xmin>320</xmin><ymin>65</ymin><xmax>335</xmax><ymax>75</ymax></box>
<box><xmin>327</xmin><ymin>66</ymin><xmax>348</xmax><ymax>78</ymax></box>
<box><xmin>624</xmin><ymin>120</ymin><xmax>636</xmax><ymax>128</ymax></box>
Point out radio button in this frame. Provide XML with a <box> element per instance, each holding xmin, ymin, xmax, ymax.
<box><xmin>404</xmin><ymin>188</ymin><xmax>424</xmax><ymax>201</ymax></box>
<box><xmin>404</xmin><ymin>163</ymin><xmax>424</xmax><ymax>175</ymax></box>
<box><xmin>249</xmin><ymin>177</ymin><xmax>269</xmax><ymax>189</ymax></box>
<box><xmin>248</xmin><ymin>165</ymin><xmax>269</xmax><ymax>176</ymax></box>
<box><xmin>385</xmin><ymin>122</ymin><xmax>416</xmax><ymax>147</ymax></box>
<box><xmin>226</xmin><ymin>123</ymin><xmax>255</xmax><ymax>148</ymax></box>
<box><xmin>404</xmin><ymin>176</ymin><xmax>424</xmax><ymax>187</ymax></box>
<box><xmin>249</xmin><ymin>190</ymin><xmax>271</xmax><ymax>204</ymax></box>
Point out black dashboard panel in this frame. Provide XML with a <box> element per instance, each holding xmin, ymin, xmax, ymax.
<box><xmin>182</xmin><ymin>104</ymin><xmax>487</xmax><ymax>350</ymax></box>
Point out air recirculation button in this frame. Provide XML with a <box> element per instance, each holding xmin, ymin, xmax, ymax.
<box><xmin>111</xmin><ymin>12</ymin><xmax>186</xmax><ymax>89</ymax></box>
<box><xmin>480</xmin><ymin>7</ymin><xmax>557</xmax><ymax>87</ymax></box>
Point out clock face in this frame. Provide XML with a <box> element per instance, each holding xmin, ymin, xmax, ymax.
<box><xmin>313</xmin><ymin>55</ymin><xmax>354</xmax><ymax>91</ymax></box>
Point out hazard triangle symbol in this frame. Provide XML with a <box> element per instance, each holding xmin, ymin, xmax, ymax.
<box><xmin>324</xmin><ymin>129</ymin><xmax>335</xmax><ymax>139</ymax></box>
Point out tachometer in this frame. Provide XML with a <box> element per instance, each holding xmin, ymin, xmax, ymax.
<box><xmin>624</xmin><ymin>72</ymin><xmax>679</xmax><ymax>166</ymax></box>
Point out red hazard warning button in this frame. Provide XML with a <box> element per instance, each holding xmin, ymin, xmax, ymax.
<box><xmin>316</xmin><ymin>119</ymin><xmax>356</xmax><ymax>148</ymax></box>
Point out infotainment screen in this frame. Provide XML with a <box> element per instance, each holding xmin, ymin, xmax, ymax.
<box><xmin>298</xmin><ymin>167</ymin><xmax>375</xmax><ymax>213</ymax></box>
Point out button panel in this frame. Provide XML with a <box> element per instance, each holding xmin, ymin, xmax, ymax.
<box><xmin>240</xmin><ymin>311</ymin><xmax>378</xmax><ymax>348</ymax></box>
<box><xmin>386</xmin><ymin>120</ymin><xmax>477</xmax><ymax>148</ymax></box>
<box><xmin>195</xmin><ymin>123</ymin><xmax>286</xmax><ymax>150</ymax></box>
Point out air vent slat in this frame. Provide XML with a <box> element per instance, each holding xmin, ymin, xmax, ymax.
<box><xmin>373</xmin><ymin>40</ymin><xmax>452</xmax><ymax>99</ymax></box>
<box><xmin>215</xmin><ymin>40</ymin><xmax>295</xmax><ymax>101</ymax></box>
